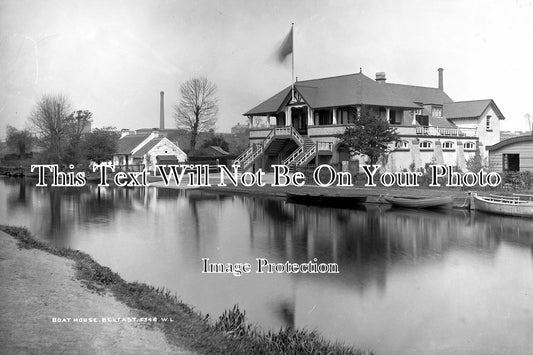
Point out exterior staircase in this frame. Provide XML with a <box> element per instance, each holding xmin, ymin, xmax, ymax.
<box><xmin>234</xmin><ymin>126</ymin><xmax>305</xmax><ymax>172</ymax></box>
<box><xmin>282</xmin><ymin>137</ymin><xmax>316</xmax><ymax>170</ymax></box>
<box><xmin>234</xmin><ymin>144</ymin><xmax>263</xmax><ymax>171</ymax></box>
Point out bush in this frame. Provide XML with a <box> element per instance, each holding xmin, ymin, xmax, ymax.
<box><xmin>215</xmin><ymin>305</ymin><xmax>253</xmax><ymax>338</ymax></box>
<box><xmin>501</xmin><ymin>171</ymin><xmax>533</xmax><ymax>190</ymax></box>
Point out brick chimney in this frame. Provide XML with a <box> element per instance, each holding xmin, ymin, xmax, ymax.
<box><xmin>375</xmin><ymin>72</ymin><xmax>386</xmax><ymax>83</ymax></box>
<box><xmin>160</xmin><ymin>91</ymin><xmax>165</xmax><ymax>130</ymax></box>
<box><xmin>438</xmin><ymin>68</ymin><xmax>444</xmax><ymax>90</ymax></box>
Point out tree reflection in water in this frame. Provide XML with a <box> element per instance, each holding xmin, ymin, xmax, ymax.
<box><xmin>2</xmin><ymin>178</ymin><xmax>533</xmax><ymax>354</ymax></box>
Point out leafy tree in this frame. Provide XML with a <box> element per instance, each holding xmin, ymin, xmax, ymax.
<box><xmin>65</xmin><ymin>110</ymin><xmax>93</xmax><ymax>164</ymax></box>
<box><xmin>466</xmin><ymin>145</ymin><xmax>485</xmax><ymax>172</ymax></box>
<box><xmin>82</xmin><ymin>127</ymin><xmax>120</xmax><ymax>164</ymax></box>
<box><xmin>6</xmin><ymin>125</ymin><xmax>34</xmax><ymax>157</ymax></box>
<box><xmin>201</xmin><ymin>134</ymin><xmax>229</xmax><ymax>152</ymax></box>
<box><xmin>174</xmin><ymin>77</ymin><xmax>218</xmax><ymax>151</ymax></box>
<box><xmin>337</xmin><ymin>105</ymin><xmax>399</xmax><ymax>166</ymax></box>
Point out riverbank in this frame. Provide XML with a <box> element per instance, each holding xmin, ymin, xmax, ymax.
<box><xmin>0</xmin><ymin>228</ymin><xmax>188</xmax><ymax>355</ymax></box>
<box><xmin>0</xmin><ymin>225</ymin><xmax>370</xmax><ymax>355</ymax></box>
<box><xmin>148</xmin><ymin>172</ymin><xmax>475</xmax><ymax>206</ymax></box>
<box><xmin>198</xmin><ymin>183</ymin><xmax>474</xmax><ymax>208</ymax></box>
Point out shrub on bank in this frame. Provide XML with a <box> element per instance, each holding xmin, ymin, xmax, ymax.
<box><xmin>501</xmin><ymin>171</ymin><xmax>533</xmax><ymax>190</ymax></box>
<box><xmin>215</xmin><ymin>304</ymin><xmax>363</xmax><ymax>354</ymax></box>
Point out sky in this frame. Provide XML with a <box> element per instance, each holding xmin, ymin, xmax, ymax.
<box><xmin>0</xmin><ymin>0</ymin><xmax>532</xmax><ymax>139</ymax></box>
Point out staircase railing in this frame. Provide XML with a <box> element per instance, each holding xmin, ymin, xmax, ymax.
<box><xmin>263</xmin><ymin>126</ymin><xmax>304</xmax><ymax>151</ymax></box>
<box><xmin>262</xmin><ymin>129</ymin><xmax>276</xmax><ymax>150</ymax></box>
<box><xmin>240</xmin><ymin>144</ymin><xmax>264</xmax><ymax>171</ymax></box>
<box><xmin>234</xmin><ymin>145</ymin><xmax>255</xmax><ymax>165</ymax></box>
<box><xmin>289</xmin><ymin>126</ymin><xmax>304</xmax><ymax>146</ymax></box>
<box><xmin>295</xmin><ymin>144</ymin><xmax>317</xmax><ymax>166</ymax></box>
<box><xmin>282</xmin><ymin>145</ymin><xmax>304</xmax><ymax>166</ymax></box>
<box><xmin>239</xmin><ymin>126</ymin><xmax>307</xmax><ymax>171</ymax></box>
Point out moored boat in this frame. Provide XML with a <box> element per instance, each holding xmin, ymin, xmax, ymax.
<box><xmin>472</xmin><ymin>193</ymin><xmax>533</xmax><ymax>218</ymax></box>
<box><xmin>286</xmin><ymin>192</ymin><xmax>367</xmax><ymax>208</ymax></box>
<box><xmin>383</xmin><ymin>194</ymin><xmax>453</xmax><ymax>209</ymax></box>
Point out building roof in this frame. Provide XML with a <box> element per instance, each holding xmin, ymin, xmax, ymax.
<box><xmin>384</xmin><ymin>83</ymin><xmax>453</xmax><ymax>106</ymax></box>
<box><xmin>487</xmin><ymin>135</ymin><xmax>533</xmax><ymax>151</ymax></box>
<box><xmin>429</xmin><ymin>116</ymin><xmax>456</xmax><ymax>128</ymax></box>
<box><xmin>209</xmin><ymin>146</ymin><xmax>229</xmax><ymax>155</ymax></box>
<box><xmin>244</xmin><ymin>73</ymin><xmax>453</xmax><ymax>116</ymax></box>
<box><xmin>443</xmin><ymin>99</ymin><xmax>505</xmax><ymax>120</ymax></box>
<box><xmin>245</xmin><ymin>87</ymin><xmax>292</xmax><ymax>116</ymax></box>
<box><xmin>132</xmin><ymin>138</ymin><xmax>163</xmax><ymax>158</ymax></box>
<box><xmin>134</xmin><ymin>128</ymin><xmax>211</xmax><ymax>152</ymax></box>
<box><xmin>189</xmin><ymin>145</ymin><xmax>232</xmax><ymax>158</ymax></box>
<box><xmin>117</xmin><ymin>134</ymin><xmax>150</xmax><ymax>154</ymax></box>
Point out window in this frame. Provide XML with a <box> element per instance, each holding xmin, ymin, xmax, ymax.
<box><xmin>503</xmin><ymin>154</ymin><xmax>519</xmax><ymax>172</ymax></box>
<box><xmin>277</xmin><ymin>112</ymin><xmax>286</xmax><ymax>126</ymax></box>
<box><xmin>420</xmin><ymin>141</ymin><xmax>432</xmax><ymax>149</ymax></box>
<box><xmin>416</xmin><ymin>115</ymin><xmax>429</xmax><ymax>126</ymax></box>
<box><xmin>314</xmin><ymin>110</ymin><xmax>332</xmax><ymax>125</ymax></box>
<box><xmin>486</xmin><ymin>115</ymin><xmax>492</xmax><ymax>131</ymax></box>
<box><xmin>389</xmin><ymin>110</ymin><xmax>401</xmax><ymax>125</ymax></box>
<box><xmin>431</xmin><ymin>106</ymin><xmax>443</xmax><ymax>117</ymax></box>
<box><xmin>337</xmin><ymin>107</ymin><xmax>355</xmax><ymax>125</ymax></box>
<box><xmin>395</xmin><ymin>141</ymin><xmax>409</xmax><ymax>150</ymax></box>
<box><xmin>413</xmin><ymin>108</ymin><xmax>422</xmax><ymax>116</ymax></box>
<box><xmin>442</xmin><ymin>141</ymin><xmax>454</xmax><ymax>150</ymax></box>
<box><xmin>464</xmin><ymin>142</ymin><xmax>475</xmax><ymax>150</ymax></box>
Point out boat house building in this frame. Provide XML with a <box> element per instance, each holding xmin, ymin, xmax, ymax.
<box><xmin>238</xmin><ymin>69</ymin><xmax>504</xmax><ymax>172</ymax></box>
<box><xmin>487</xmin><ymin>135</ymin><xmax>533</xmax><ymax>172</ymax></box>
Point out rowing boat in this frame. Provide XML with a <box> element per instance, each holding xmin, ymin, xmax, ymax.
<box><xmin>383</xmin><ymin>194</ymin><xmax>453</xmax><ymax>209</ymax></box>
<box><xmin>472</xmin><ymin>193</ymin><xmax>533</xmax><ymax>218</ymax></box>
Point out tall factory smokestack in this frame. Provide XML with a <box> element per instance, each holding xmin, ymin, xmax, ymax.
<box><xmin>438</xmin><ymin>68</ymin><xmax>444</xmax><ymax>90</ymax></box>
<box><xmin>160</xmin><ymin>91</ymin><xmax>165</xmax><ymax>130</ymax></box>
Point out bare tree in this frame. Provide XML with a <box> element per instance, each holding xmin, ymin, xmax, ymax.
<box><xmin>29</xmin><ymin>94</ymin><xmax>73</xmax><ymax>164</ymax></box>
<box><xmin>174</xmin><ymin>77</ymin><xmax>218</xmax><ymax>150</ymax></box>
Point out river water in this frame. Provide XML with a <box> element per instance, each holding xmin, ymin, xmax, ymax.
<box><xmin>1</xmin><ymin>177</ymin><xmax>532</xmax><ymax>354</ymax></box>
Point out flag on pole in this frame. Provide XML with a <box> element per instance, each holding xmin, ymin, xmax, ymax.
<box><xmin>276</xmin><ymin>27</ymin><xmax>293</xmax><ymax>63</ymax></box>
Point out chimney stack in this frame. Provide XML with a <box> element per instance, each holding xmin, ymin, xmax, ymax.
<box><xmin>375</xmin><ymin>72</ymin><xmax>386</xmax><ymax>83</ymax></box>
<box><xmin>160</xmin><ymin>91</ymin><xmax>165</xmax><ymax>130</ymax></box>
<box><xmin>438</xmin><ymin>68</ymin><xmax>444</xmax><ymax>90</ymax></box>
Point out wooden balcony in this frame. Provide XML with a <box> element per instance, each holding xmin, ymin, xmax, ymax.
<box><xmin>251</xmin><ymin>124</ymin><xmax>478</xmax><ymax>142</ymax></box>
<box><xmin>414</xmin><ymin>126</ymin><xmax>477</xmax><ymax>137</ymax></box>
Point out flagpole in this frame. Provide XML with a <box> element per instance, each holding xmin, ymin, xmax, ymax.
<box><xmin>291</xmin><ymin>22</ymin><xmax>294</xmax><ymax>101</ymax></box>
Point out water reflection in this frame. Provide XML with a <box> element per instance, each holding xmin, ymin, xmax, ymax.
<box><xmin>1</xmin><ymin>177</ymin><xmax>532</xmax><ymax>354</ymax></box>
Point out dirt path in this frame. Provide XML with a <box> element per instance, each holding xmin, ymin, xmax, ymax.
<box><xmin>0</xmin><ymin>231</ymin><xmax>193</xmax><ymax>355</ymax></box>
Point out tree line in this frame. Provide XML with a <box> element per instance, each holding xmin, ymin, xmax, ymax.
<box><xmin>5</xmin><ymin>77</ymin><xmax>401</xmax><ymax>169</ymax></box>
<box><xmin>4</xmin><ymin>76</ymin><xmax>221</xmax><ymax>167</ymax></box>
<box><xmin>5</xmin><ymin>94</ymin><xmax>119</xmax><ymax>166</ymax></box>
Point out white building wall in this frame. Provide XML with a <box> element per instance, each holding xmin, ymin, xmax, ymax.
<box><xmin>451</xmin><ymin>105</ymin><xmax>501</xmax><ymax>159</ymax></box>
<box><xmin>144</xmin><ymin>138</ymin><xmax>187</xmax><ymax>172</ymax></box>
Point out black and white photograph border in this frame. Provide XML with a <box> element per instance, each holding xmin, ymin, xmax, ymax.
<box><xmin>1</xmin><ymin>0</ymin><xmax>533</xmax><ymax>354</ymax></box>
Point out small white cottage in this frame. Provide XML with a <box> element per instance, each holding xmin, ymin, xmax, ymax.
<box><xmin>113</xmin><ymin>129</ymin><xmax>187</xmax><ymax>172</ymax></box>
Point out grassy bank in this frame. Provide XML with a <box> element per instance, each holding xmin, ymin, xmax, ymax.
<box><xmin>0</xmin><ymin>225</ymin><xmax>371</xmax><ymax>355</ymax></box>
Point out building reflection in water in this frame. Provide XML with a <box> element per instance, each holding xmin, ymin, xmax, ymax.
<box><xmin>243</xmin><ymin>197</ymin><xmax>513</xmax><ymax>293</ymax></box>
<box><xmin>4</xmin><ymin>179</ymin><xmax>532</xmax><ymax>276</ymax></box>
<box><xmin>1</xmin><ymin>178</ymin><xmax>533</xmax><ymax>353</ymax></box>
